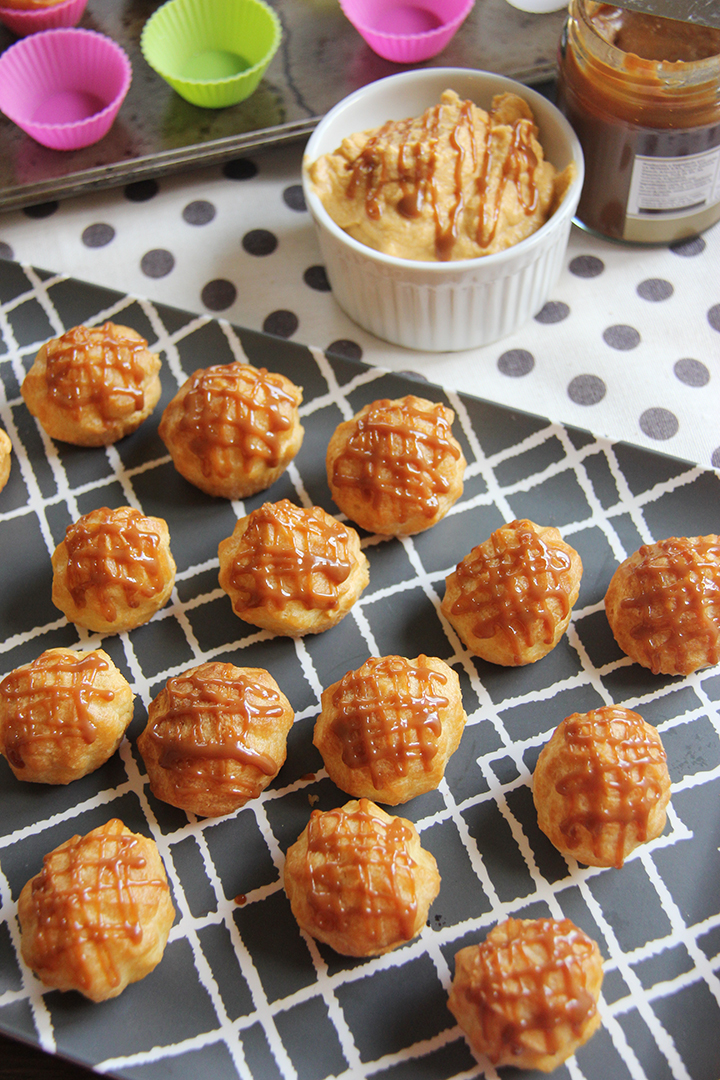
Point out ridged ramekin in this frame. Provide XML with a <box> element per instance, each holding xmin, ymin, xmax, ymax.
<box><xmin>302</xmin><ymin>68</ymin><xmax>584</xmax><ymax>352</ymax></box>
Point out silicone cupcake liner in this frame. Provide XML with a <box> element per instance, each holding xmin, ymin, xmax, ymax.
<box><xmin>338</xmin><ymin>0</ymin><xmax>475</xmax><ymax>62</ymax></box>
<box><xmin>140</xmin><ymin>0</ymin><xmax>281</xmax><ymax>109</ymax></box>
<box><xmin>0</xmin><ymin>27</ymin><xmax>132</xmax><ymax>150</ymax></box>
<box><xmin>0</xmin><ymin>0</ymin><xmax>88</xmax><ymax>36</ymax></box>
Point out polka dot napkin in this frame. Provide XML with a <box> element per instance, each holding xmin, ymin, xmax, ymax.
<box><xmin>1</xmin><ymin>138</ymin><xmax>718</xmax><ymax>470</ymax></box>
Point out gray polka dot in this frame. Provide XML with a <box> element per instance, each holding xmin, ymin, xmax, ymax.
<box><xmin>674</xmin><ymin>358</ymin><xmax>709</xmax><ymax>387</ymax></box>
<box><xmin>242</xmin><ymin>229</ymin><xmax>277</xmax><ymax>256</ymax></box>
<box><xmin>639</xmin><ymin>407</ymin><xmax>679</xmax><ymax>440</ymax></box>
<box><xmin>569</xmin><ymin>255</ymin><xmax>604</xmax><ymax>278</ymax></box>
<box><xmin>223</xmin><ymin>158</ymin><xmax>257</xmax><ymax>181</ymax></box>
<box><xmin>712</xmin><ymin>447</ymin><xmax>720</xmax><ymax>469</ymax></box>
<box><xmin>603</xmin><ymin>324</ymin><xmax>641</xmax><ymax>350</ymax></box>
<box><xmin>397</xmin><ymin>369</ymin><xmax>429</xmax><ymax>382</ymax></box>
<box><xmin>568</xmin><ymin>374</ymin><xmax>606</xmax><ymax>405</ymax></box>
<box><xmin>283</xmin><ymin>185</ymin><xmax>306</xmax><ymax>212</ymax></box>
<box><xmin>125</xmin><ymin>180</ymin><xmax>159</xmax><ymax>202</ymax></box>
<box><xmin>304</xmin><ymin>265</ymin><xmax>331</xmax><ymax>291</ymax></box>
<box><xmin>201</xmin><ymin>279</ymin><xmax>237</xmax><ymax>311</ymax></box>
<box><xmin>263</xmin><ymin>310</ymin><xmax>298</xmax><ymax>338</ymax></box>
<box><xmin>0</xmin><ymin>241</ymin><xmax>14</xmax><ymax>260</ymax></box>
<box><xmin>498</xmin><ymin>349</ymin><xmax>534</xmax><ymax>377</ymax></box>
<box><xmin>708</xmin><ymin>304</ymin><xmax>720</xmax><ymax>332</ymax></box>
<box><xmin>23</xmin><ymin>202</ymin><xmax>58</xmax><ymax>219</ymax></box>
<box><xmin>535</xmin><ymin>301</ymin><xmax>569</xmax><ymax>324</ymax></box>
<box><xmin>183</xmin><ymin>200</ymin><xmax>216</xmax><ymax>226</ymax></box>
<box><xmin>141</xmin><ymin>249</ymin><xmax>174</xmax><ymax>278</ymax></box>
<box><xmin>670</xmin><ymin>236</ymin><xmax>705</xmax><ymax>256</ymax></box>
<box><xmin>637</xmin><ymin>278</ymin><xmax>673</xmax><ymax>302</ymax></box>
<box><xmin>327</xmin><ymin>339</ymin><xmax>363</xmax><ymax>362</ymax></box>
<box><xmin>82</xmin><ymin>223</ymin><xmax>115</xmax><ymax>248</ymax></box>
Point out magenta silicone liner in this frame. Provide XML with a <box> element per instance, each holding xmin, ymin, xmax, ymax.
<box><xmin>0</xmin><ymin>26</ymin><xmax>132</xmax><ymax>150</ymax></box>
<box><xmin>338</xmin><ymin>0</ymin><xmax>476</xmax><ymax>62</ymax></box>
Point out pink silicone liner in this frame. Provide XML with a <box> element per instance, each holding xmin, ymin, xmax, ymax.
<box><xmin>0</xmin><ymin>0</ymin><xmax>88</xmax><ymax>37</ymax></box>
<box><xmin>338</xmin><ymin>0</ymin><xmax>475</xmax><ymax>62</ymax></box>
<box><xmin>0</xmin><ymin>27</ymin><xmax>132</xmax><ymax>150</ymax></box>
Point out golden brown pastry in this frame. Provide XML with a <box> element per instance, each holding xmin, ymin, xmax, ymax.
<box><xmin>441</xmin><ymin>519</ymin><xmax>582</xmax><ymax>665</ymax></box>
<box><xmin>137</xmin><ymin>661</ymin><xmax>294</xmax><ymax>817</ymax></box>
<box><xmin>218</xmin><ymin>499</ymin><xmax>369</xmax><ymax>636</ymax></box>
<box><xmin>21</xmin><ymin>323</ymin><xmax>161</xmax><ymax>446</ymax></box>
<box><xmin>283</xmin><ymin>798</ymin><xmax>440</xmax><ymax>957</ymax></box>
<box><xmin>604</xmin><ymin>534</ymin><xmax>720</xmax><ymax>675</ymax></box>
<box><xmin>0</xmin><ymin>648</ymin><xmax>134</xmax><ymax>785</ymax></box>
<box><xmin>0</xmin><ymin>428</ymin><xmax>11</xmax><ymax>493</ymax></box>
<box><xmin>18</xmin><ymin>818</ymin><xmax>175</xmax><ymax>1002</ymax></box>
<box><xmin>326</xmin><ymin>395</ymin><xmax>466</xmax><ymax>536</ymax></box>
<box><xmin>51</xmin><ymin>505</ymin><xmax>176</xmax><ymax>635</ymax></box>
<box><xmin>313</xmin><ymin>655</ymin><xmax>466</xmax><ymax>805</ymax></box>
<box><xmin>158</xmin><ymin>361</ymin><xmax>303</xmax><ymax>499</ymax></box>
<box><xmin>533</xmin><ymin>706</ymin><xmax>671</xmax><ymax>868</ymax></box>
<box><xmin>448</xmin><ymin>917</ymin><xmax>603</xmax><ymax>1072</ymax></box>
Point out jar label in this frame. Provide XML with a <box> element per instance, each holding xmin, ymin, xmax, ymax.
<box><xmin>626</xmin><ymin>147</ymin><xmax>720</xmax><ymax>220</ymax></box>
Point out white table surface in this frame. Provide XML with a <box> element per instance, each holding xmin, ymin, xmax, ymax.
<box><xmin>1</xmin><ymin>136</ymin><xmax>718</xmax><ymax>472</ymax></box>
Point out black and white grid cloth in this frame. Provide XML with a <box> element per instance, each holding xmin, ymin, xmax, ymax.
<box><xmin>0</xmin><ymin>259</ymin><xmax>719</xmax><ymax>1080</ymax></box>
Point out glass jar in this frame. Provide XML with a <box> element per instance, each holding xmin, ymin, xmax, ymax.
<box><xmin>556</xmin><ymin>1</ymin><xmax>720</xmax><ymax>243</ymax></box>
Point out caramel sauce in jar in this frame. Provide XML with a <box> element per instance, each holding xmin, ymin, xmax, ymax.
<box><xmin>557</xmin><ymin>1</ymin><xmax>720</xmax><ymax>242</ymax></box>
<box><xmin>2</xmin><ymin>651</ymin><xmax>112</xmax><ymax>770</ymax></box>
<box><xmin>330</xmin><ymin>656</ymin><xmax>447</xmax><ymax>787</ymax></box>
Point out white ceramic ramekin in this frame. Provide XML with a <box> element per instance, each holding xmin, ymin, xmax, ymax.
<box><xmin>302</xmin><ymin>68</ymin><xmax>584</xmax><ymax>352</ymax></box>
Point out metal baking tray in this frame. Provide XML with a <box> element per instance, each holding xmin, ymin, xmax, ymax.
<box><xmin>0</xmin><ymin>257</ymin><xmax>719</xmax><ymax>1080</ymax></box>
<box><xmin>0</xmin><ymin>0</ymin><xmax>567</xmax><ymax>212</ymax></box>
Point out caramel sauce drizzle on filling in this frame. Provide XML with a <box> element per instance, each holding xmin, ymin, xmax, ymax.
<box><xmin>331</xmin><ymin>398</ymin><xmax>461</xmax><ymax>523</ymax></box>
<box><xmin>330</xmin><ymin>656</ymin><xmax>448</xmax><ymax>786</ymax></box>
<box><xmin>65</xmin><ymin>508</ymin><xmax>165</xmax><ymax>621</ymax></box>
<box><xmin>555</xmin><ymin>707</ymin><xmax>667</xmax><ymax>868</ymax></box>
<box><xmin>28</xmin><ymin>823</ymin><xmax>168</xmax><ymax>993</ymax></box>
<box><xmin>2</xmin><ymin>652</ymin><xmax>113</xmax><ymax>769</ymax></box>
<box><xmin>620</xmin><ymin>536</ymin><xmax>720</xmax><ymax>674</ymax></box>
<box><xmin>469</xmin><ymin>918</ymin><xmax>597</xmax><ymax>1062</ymax></box>
<box><xmin>304</xmin><ymin>799</ymin><xmax>418</xmax><ymax>944</ymax></box>
<box><xmin>477</xmin><ymin>116</ymin><xmax>539</xmax><ymax>250</ymax></box>
<box><xmin>149</xmin><ymin>664</ymin><xmax>281</xmax><ymax>793</ymax></box>
<box><xmin>229</xmin><ymin>500</ymin><xmax>353</xmax><ymax>611</ymax></box>
<box><xmin>46</xmin><ymin>324</ymin><xmax>149</xmax><ymax>418</ymax></box>
<box><xmin>178</xmin><ymin>363</ymin><xmax>296</xmax><ymax>479</ymax></box>
<box><xmin>450</xmin><ymin>520</ymin><xmax>573</xmax><ymax>662</ymax></box>
<box><xmin>345</xmin><ymin>99</ymin><xmax>539</xmax><ymax>260</ymax></box>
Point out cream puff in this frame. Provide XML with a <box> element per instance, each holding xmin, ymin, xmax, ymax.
<box><xmin>21</xmin><ymin>323</ymin><xmax>161</xmax><ymax>446</ymax></box>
